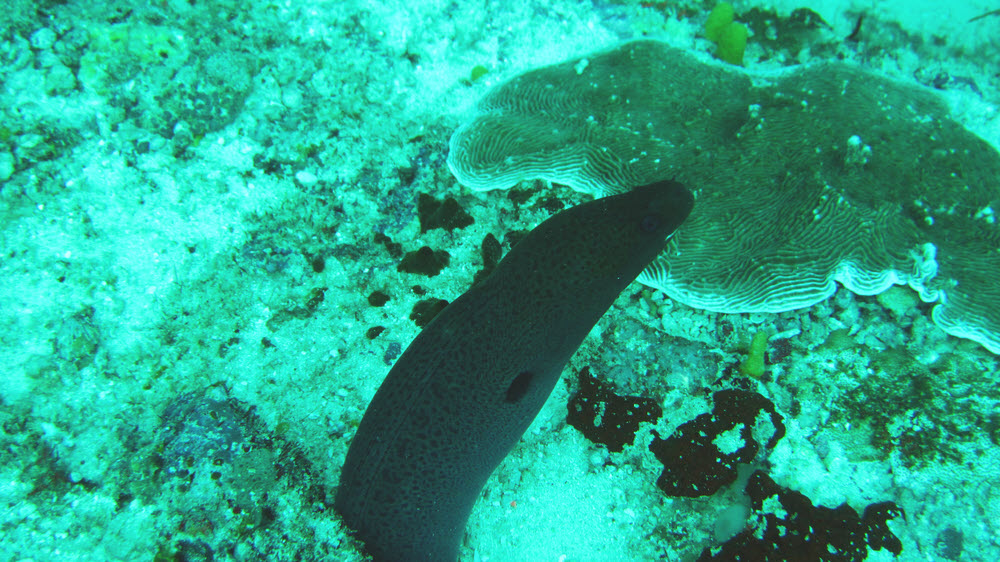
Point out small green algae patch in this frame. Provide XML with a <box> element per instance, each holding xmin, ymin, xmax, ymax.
<box><xmin>704</xmin><ymin>2</ymin><xmax>736</xmax><ymax>42</ymax></box>
<box><xmin>470</xmin><ymin>64</ymin><xmax>489</xmax><ymax>82</ymax></box>
<box><xmin>739</xmin><ymin>330</ymin><xmax>768</xmax><ymax>378</ymax></box>
<box><xmin>704</xmin><ymin>2</ymin><xmax>749</xmax><ymax>65</ymax></box>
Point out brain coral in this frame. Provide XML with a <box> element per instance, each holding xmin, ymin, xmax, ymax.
<box><xmin>447</xmin><ymin>40</ymin><xmax>1000</xmax><ymax>354</ymax></box>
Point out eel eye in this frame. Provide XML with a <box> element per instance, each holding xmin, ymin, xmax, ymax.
<box><xmin>640</xmin><ymin>214</ymin><xmax>662</xmax><ymax>233</ymax></box>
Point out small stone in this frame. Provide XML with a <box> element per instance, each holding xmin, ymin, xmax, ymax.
<box><xmin>397</xmin><ymin>246</ymin><xmax>450</xmax><ymax>276</ymax></box>
<box><xmin>29</xmin><ymin>28</ymin><xmax>57</xmax><ymax>50</ymax></box>
<box><xmin>589</xmin><ymin>449</ymin><xmax>608</xmax><ymax>467</ymax></box>
<box><xmin>0</xmin><ymin>152</ymin><xmax>14</xmax><ymax>181</ymax></box>
<box><xmin>46</xmin><ymin>63</ymin><xmax>77</xmax><ymax>94</ymax></box>
<box><xmin>367</xmin><ymin>291</ymin><xmax>390</xmax><ymax>307</ymax></box>
<box><xmin>295</xmin><ymin>170</ymin><xmax>318</xmax><ymax>188</ymax></box>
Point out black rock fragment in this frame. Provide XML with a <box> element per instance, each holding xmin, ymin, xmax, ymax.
<box><xmin>567</xmin><ymin>367</ymin><xmax>663</xmax><ymax>453</ymax></box>
<box><xmin>472</xmin><ymin>233</ymin><xmax>502</xmax><ymax>286</ymax></box>
<box><xmin>650</xmin><ymin>389</ymin><xmax>785</xmax><ymax>497</ymax></box>
<box><xmin>410</xmin><ymin>298</ymin><xmax>449</xmax><ymax>327</ymax></box>
<box><xmin>397</xmin><ymin>246</ymin><xmax>450</xmax><ymax>276</ymax></box>
<box><xmin>374</xmin><ymin>232</ymin><xmax>403</xmax><ymax>259</ymax></box>
<box><xmin>698</xmin><ymin>470</ymin><xmax>903</xmax><ymax>561</ymax></box>
<box><xmin>368</xmin><ymin>291</ymin><xmax>390</xmax><ymax>307</ymax></box>
<box><xmin>417</xmin><ymin>193</ymin><xmax>474</xmax><ymax>233</ymax></box>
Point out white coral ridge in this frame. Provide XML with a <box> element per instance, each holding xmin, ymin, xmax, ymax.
<box><xmin>448</xmin><ymin>40</ymin><xmax>1000</xmax><ymax>355</ymax></box>
<box><xmin>638</xmin><ymin>242</ymin><xmax>940</xmax><ymax>315</ymax></box>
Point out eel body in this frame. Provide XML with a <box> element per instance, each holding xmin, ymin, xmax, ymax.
<box><xmin>335</xmin><ymin>180</ymin><xmax>693</xmax><ymax>561</ymax></box>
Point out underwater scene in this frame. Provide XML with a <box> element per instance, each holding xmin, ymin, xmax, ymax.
<box><xmin>1</xmin><ymin>0</ymin><xmax>999</xmax><ymax>560</ymax></box>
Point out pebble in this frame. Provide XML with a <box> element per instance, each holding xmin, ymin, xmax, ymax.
<box><xmin>0</xmin><ymin>152</ymin><xmax>13</xmax><ymax>181</ymax></box>
<box><xmin>29</xmin><ymin>28</ymin><xmax>57</xmax><ymax>50</ymax></box>
<box><xmin>295</xmin><ymin>170</ymin><xmax>318</xmax><ymax>188</ymax></box>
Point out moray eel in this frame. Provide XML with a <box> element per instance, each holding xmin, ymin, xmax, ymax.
<box><xmin>335</xmin><ymin>179</ymin><xmax>693</xmax><ymax>561</ymax></box>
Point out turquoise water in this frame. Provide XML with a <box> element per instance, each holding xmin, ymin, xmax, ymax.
<box><xmin>1</xmin><ymin>1</ymin><xmax>998</xmax><ymax>560</ymax></box>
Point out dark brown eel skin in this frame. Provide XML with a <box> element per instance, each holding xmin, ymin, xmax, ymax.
<box><xmin>335</xmin><ymin>179</ymin><xmax>694</xmax><ymax>561</ymax></box>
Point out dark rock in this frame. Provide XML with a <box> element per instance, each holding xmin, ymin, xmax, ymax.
<box><xmin>567</xmin><ymin>367</ymin><xmax>663</xmax><ymax>453</ymax></box>
<box><xmin>650</xmin><ymin>389</ymin><xmax>785</xmax><ymax>497</ymax></box>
